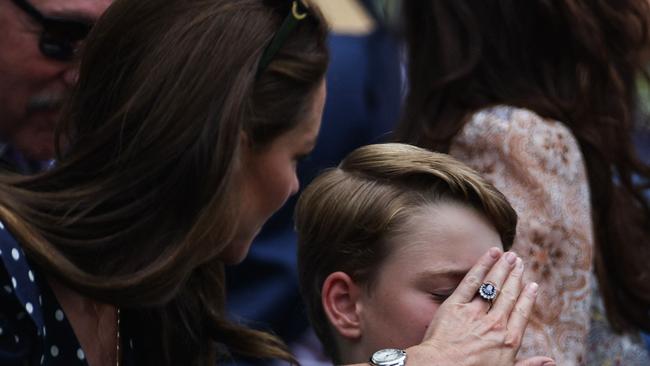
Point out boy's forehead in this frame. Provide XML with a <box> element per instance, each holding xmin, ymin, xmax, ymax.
<box><xmin>384</xmin><ymin>203</ymin><xmax>502</xmax><ymax>270</ymax></box>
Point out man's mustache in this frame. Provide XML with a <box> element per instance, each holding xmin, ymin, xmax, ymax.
<box><xmin>27</xmin><ymin>93</ymin><xmax>66</xmax><ymax>112</ymax></box>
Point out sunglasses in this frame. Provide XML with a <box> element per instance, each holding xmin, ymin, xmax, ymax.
<box><xmin>11</xmin><ymin>0</ymin><xmax>93</xmax><ymax>61</ymax></box>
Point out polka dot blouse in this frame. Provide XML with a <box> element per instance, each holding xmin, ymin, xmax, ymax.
<box><xmin>0</xmin><ymin>220</ymin><xmax>136</xmax><ymax>365</ymax></box>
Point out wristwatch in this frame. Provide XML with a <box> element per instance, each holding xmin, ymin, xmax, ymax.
<box><xmin>369</xmin><ymin>348</ymin><xmax>407</xmax><ymax>366</ymax></box>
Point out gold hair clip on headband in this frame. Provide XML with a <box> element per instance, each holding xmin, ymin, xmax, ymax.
<box><xmin>256</xmin><ymin>0</ymin><xmax>309</xmax><ymax>77</ymax></box>
<box><xmin>291</xmin><ymin>0</ymin><xmax>308</xmax><ymax>19</ymax></box>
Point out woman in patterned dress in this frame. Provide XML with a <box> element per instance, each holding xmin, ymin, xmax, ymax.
<box><xmin>398</xmin><ymin>1</ymin><xmax>650</xmax><ymax>365</ymax></box>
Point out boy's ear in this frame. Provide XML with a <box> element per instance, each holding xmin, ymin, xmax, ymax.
<box><xmin>321</xmin><ymin>271</ymin><xmax>363</xmax><ymax>340</ymax></box>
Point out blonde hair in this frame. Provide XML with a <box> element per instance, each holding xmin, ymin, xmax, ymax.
<box><xmin>295</xmin><ymin>143</ymin><xmax>517</xmax><ymax>362</ymax></box>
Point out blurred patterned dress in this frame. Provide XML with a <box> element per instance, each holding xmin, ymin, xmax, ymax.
<box><xmin>450</xmin><ymin>106</ymin><xmax>650</xmax><ymax>366</ymax></box>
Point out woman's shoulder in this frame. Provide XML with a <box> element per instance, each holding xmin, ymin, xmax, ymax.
<box><xmin>456</xmin><ymin>105</ymin><xmax>585</xmax><ymax>181</ymax></box>
<box><xmin>462</xmin><ymin>105</ymin><xmax>577</xmax><ymax>144</ymax></box>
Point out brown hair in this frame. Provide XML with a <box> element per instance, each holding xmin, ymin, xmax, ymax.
<box><xmin>397</xmin><ymin>0</ymin><xmax>650</xmax><ymax>334</ymax></box>
<box><xmin>0</xmin><ymin>0</ymin><xmax>328</xmax><ymax>364</ymax></box>
<box><xmin>295</xmin><ymin>143</ymin><xmax>517</xmax><ymax>363</ymax></box>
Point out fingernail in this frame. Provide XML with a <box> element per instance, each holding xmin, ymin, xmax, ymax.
<box><xmin>542</xmin><ymin>361</ymin><xmax>556</xmax><ymax>366</ymax></box>
<box><xmin>528</xmin><ymin>282</ymin><xmax>539</xmax><ymax>295</ymax></box>
<box><xmin>515</xmin><ymin>257</ymin><xmax>523</xmax><ymax>270</ymax></box>
<box><xmin>505</xmin><ymin>251</ymin><xmax>517</xmax><ymax>264</ymax></box>
<box><xmin>489</xmin><ymin>247</ymin><xmax>501</xmax><ymax>258</ymax></box>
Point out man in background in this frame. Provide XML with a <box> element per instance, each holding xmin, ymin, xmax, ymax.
<box><xmin>0</xmin><ymin>0</ymin><xmax>111</xmax><ymax>173</ymax></box>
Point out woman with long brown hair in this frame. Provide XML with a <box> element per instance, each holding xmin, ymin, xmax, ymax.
<box><xmin>0</xmin><ymin>0</ymin><xmax>328</xmax><ymax>364</ymax></box>
<box><xmin>398</xmin><ymin>0</ymin><xmax>650</xmax><ymax>364</ymax></box>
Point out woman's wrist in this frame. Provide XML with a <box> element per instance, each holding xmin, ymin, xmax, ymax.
<box><xmin>403</xmin><ymin>343</ymin><xmax>455</xmax><ymax>366</ymax></box>
<box><xmin>340</xmin><ymin>344</ymin><xmax>450</xmax><ymax>366</ymax></box>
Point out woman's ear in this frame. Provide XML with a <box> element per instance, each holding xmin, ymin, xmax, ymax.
<box><xmin>321</xmin><ymin>271</ymin><xmax>363</xmax><ymax>340</ymax></box>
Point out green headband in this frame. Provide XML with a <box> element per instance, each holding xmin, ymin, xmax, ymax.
<box><xmin>256</xmin><ymin>0</ymin><xmax>309</xmax><ymax>77</ymax></box>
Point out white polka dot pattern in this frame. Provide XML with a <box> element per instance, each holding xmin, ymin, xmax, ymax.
<box><xmin>0</xmin><ymin>218</ymin><xmax>137</xmax><ymax>364</ymax></box>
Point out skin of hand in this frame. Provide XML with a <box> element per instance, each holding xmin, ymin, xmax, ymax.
<box><xmin>345</xmin><ymin>248</ymin><xmax>556</xmax><ymax>366</ymax></box>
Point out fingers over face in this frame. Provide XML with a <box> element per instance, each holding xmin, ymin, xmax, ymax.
<box><xmin>481</xmin><ymin>252</ymin><xmax>518</xmax><ymax>299</ymax></box>
<box><xmin>506</xmin><ymin>282</ymin><xmax>539</xmax><ymax>343</ymax></box>
<box><xmin>490</xmin><ymin>257</ymin><xmax>525</xmax><ymax>316</ymax></box>
<box><xmin>449</xmin><ymin>247</ymin><xmax>503</xmax><ymax>303</ymax></box>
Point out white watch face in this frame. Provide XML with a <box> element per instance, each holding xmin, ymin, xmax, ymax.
<box><xmin>371</xmin><ymin>348</ymin><xmax>406</xmax><ymax>365</ymax></box>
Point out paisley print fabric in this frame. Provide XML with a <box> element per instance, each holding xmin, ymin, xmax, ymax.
<box><xmin>450</xmin><ymin>106</ymin><xmax>649</xmax><ymax>365</ymax></box>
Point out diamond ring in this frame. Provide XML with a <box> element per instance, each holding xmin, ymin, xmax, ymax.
<box><xmin>478</xmin><ymin>282</ymin><xmax>498</xmax><ymax>311</ymax></box>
